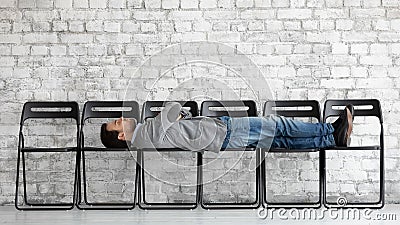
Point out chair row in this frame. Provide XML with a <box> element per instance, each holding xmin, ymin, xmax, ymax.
<box><xmin>15</xmin><ymin>99</ymin><xmax>384</xmax><ymax>210</ymax></box>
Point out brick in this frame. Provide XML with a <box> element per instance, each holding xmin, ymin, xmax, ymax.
<box><xmin>96</xmin><ymin>11</ymin><xmax>130</xmax><ymax>19</ymax></box>
<box><xmin>356</xmin><ymin>78</ymin><xmax>393</xmax><ymax>88</ymax></box>
<box><xmin>277</xmin><ymin>9</ymin><xmax>312</xmax><ymax>19</ymax></box>
<box><xmin>0</xmin><ymin>23</ymin><xmax>11</xmax><ymax>33</ymax></box>
<box><xmin>336</xmin><ymin>19</ymin><xmax>353</xmax><ymax>30</ymax></box>
<box><xmin>342</xmin><ymin>32</ymin><xmax>376</xmax><ymax>42</ymax></box>
<box><xmin>60</xmin><ymin>10</ymin><xmax>96</xmax><ymax>20</ymax></box>
<box><xmin>53</xmin><ymin>21</ymin><xmax>68</xmax><ymax>32</ymax></box>
<box><xmin>383</xmin><ymin>0</ymin><xmax>399</xmax><ymax>6</ymax></box>
<box><xmin>284</xmin><ymin>21</ymin><xmax>301</xmax><ymax>30</ymax></box>
<box><xmin>0</xmin><ymin>0</ymin><xmax>16</xmax><ymax>7</ymax></box>
<box><xmin>204</xmin><ymin>10</ymin><xmax>237</xmax><ymax>19</ymax></box>
<box><xmin>199</xmin><ymin>0</ymin><xmax>217</xmax><ymax>8</ymax></box>
<box><xmin>24</xmin><ymin>11</ymin><xmax>59</xmax><ymax>21</ymax></box>
<box><xmin>162</xmin><ymin>0</ymin><xmax>179</xmax><ymax>8</ymax></box>
<box><xmin>207</xmin><ymin>32</ymin><xmax>240</xmax><ymax>42</ymax></box>
<box><xmin>314</xmin><ymin>9</ymin><xmax>348</xmax><ymax>19</ymax></box>
<box><xmin>236</xmin><ymin>0</ymin><xmax>254</xmax><ymax>7</ymax></box>
<box><xmin>351</xmin><ymin>9</ymin><xmax>385</xmax><ymax>18</ymax></box>
<box><xmin>133</xmin><ymin>11</ymin><xmax>167</xmax><ymax>20</ymax></box>
<box><xmin>181</xmin><ymin>0</ymin><xmax>199</xmax><ymax>8</ymax></box>
<box><xmin>74</xmin><ymin>0</ymin><xmax>89</xmax><ymax>8</ymax></box>
<box><xmin>69</xmin><ymin>21</ymin><xmax>85</xmax><ymax>32</ymax></box>
<box><xmin>55</xmin><ymin>0</ymin><xmax>73</xmax><ymax>8</ymax></box>
<box><xmin>31</xmin><ymin>46</ymin><xmax>48</xmax><ymax>55</ymax></box>
<box><xmin>252</xmin><ymin>56</ymin><xmax>285</xmax><ymax>65</ymax></box>
<box><xmin>121</xmin><ymin>21</ymin><xmax>140</xmax><ymax>32</ymax></box>
<box><xmin>332</xmin><ymin>43</ymin><xmax>348</xmax><ymax>54</ymax></box>
<box><xmin>23</xmin><ymin>33</ymin><xmax>58</xmax><ymax>44</ymax></box>
<box><xmin>362</xmin><ymin>0</ymin><xmax>381</xmax><ymax>7</ymax></box>
<box><xmin>11</xmin><ymin>45</ymin><xmax>30</xmax><ymax>55</ymax></box>
<box><xmin>49</xmin><ymin>46</ymin><xmax>67</xmax><ymax>56</ymax></box>
<box><xmin>193</xmin><ymin>20</ymin><xmax>211</xmax><ymax>31</ymax></box>
<box><xmin>351</xmin><ymin>66</ymin><xmax>368</xmax><ymax>77</ymax></box>
<box><xmin>104</xmin><ymin>21</ymin><xmax>120</xmax><ymax>32</ymax></box>
<box><xmin>127</xmin><ymin>0</ymin><xmax>142</xmax><ymax>8</ymax></box>
<box><xmin>325</xmin><ymin>0</ymin><xmax>343</xmax><ymax>7</ymax></box>
<box><xmin>374</xmin><ymin>20</ymin><xmax>390</xmax><ymax>31</ymax></box>
<box><xmin>331</xmin><ymin>66</ymin><xmax>350</xmax><ymax>78</ymax></box>
<box><xmin>379</xmin><ymin>32</ymin><xmax>400</xmax><ymax>42</ymax></box>
<box><xmin>61</xmin><ymin>34</ymin><xmax>93</xmax><ymax>43</ymax></box>
<box><xmin>171</xmin><ymin>32</ymin><xmax>206</xmax><ymax>42</ymax></box>
<box><xmin>350</xmin><ymin>43</ymin><xmax>368</xmax><ymax>54</ymax></box>
<box><xmin>36</xmin><ymin>0</ymin><xmax>53</xmax><ymax>8</ymax></box>
<box><xmin>254</xmin><ymin>0</ymin><xmax>271</xmax><ymax>7</ymax></box>
<box><xmin>240</xmin><ymin>10</ymin><xmax>274</xmax><ymax>19</ymax></box>
<box><xmin>0</xmin><ymin>34</ymin><xmax>21</xmax><ymax>44</ymax></box>
<box><xmin>86</xmin><ymin>21</ymin><xmax>103</xmax><ymax>32</ymax></box>
<box><xmin>144</xmin><ymin>0</ymin><xmax>161</xmax><ymax>8</ymax></box>
<box><xmin>323</xmin><ymin>55</ymin><xmax>357</xmax><ymax>65</ymax></box>
<box><xmin>360</xmin><ymin>56</ymin><xmax>392</xmax><ymax>65</ymax></box>
<box><xmin>168</xmin><ymin>11</ymin><xmax>202</xmax><ymax>20</ymax></box>
<box><xmin>306</xmin><ymin>31</ymin><xmax>340</xmax><ymax>43</ymax></box>
<box><xmin>370</xmin><ymin>43</ymin><xmax>388</xmax><ymax>55</ymax></box>
<box><xmin>320</xmin><ymin>78</ymin><xmax>355</xmax><ymax>88</ymax></box>
<box><xmin>89</xmin><ymin>0</ymin><xmax>107</xmax><ymax>8</ymax></box>
<box><xmin>271</xmin><ymin>0</ymin><xmax>289</xmax><ymax>7</ymax></box>
<box><xmin>109</xmin><ymin>0</ymin><xmax>126</xmax><ymax>8</ymax></box>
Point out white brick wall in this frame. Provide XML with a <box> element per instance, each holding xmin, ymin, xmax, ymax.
<box><xmin>1</xmin><ymin>0</ymin><xmax>400</xmax><ymax>205</ymax></box>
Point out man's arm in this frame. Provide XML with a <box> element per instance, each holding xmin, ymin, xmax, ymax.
<box><xmin>153</xmin><ymin>102</ymin><xmax>183</xmax><ymax>133</ymax></box>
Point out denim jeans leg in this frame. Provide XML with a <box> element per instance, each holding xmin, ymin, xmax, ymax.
<box><xmin>273</xmin><ymin>115</ymin><xmax>334</xmax><ymax>138</ymax></box>
<box><xmin>272</xmin><ymin>135</ymin><xmax>336</xmax><ymax>149</ymax></box>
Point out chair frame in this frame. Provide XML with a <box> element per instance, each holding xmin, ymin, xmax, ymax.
<box><xmin>137</xmin><ymin>101</ymin><xmax>200</xmax><ymax>210</ymax></box>
<box><xmin>75</xmin><ymin>101</ymin><xmax>140</xmax><ymax>210</ymax></box>
<box><xmin>199</xmin><ymin>100</ymin><xmax>261</xmax><ymax>209</ymax></box>
<box><xmin>15</xmin><ymin>101</ymin><xmax>80</xmax><ymax>210</ymax></box>
<box><xmin>262</xmin><ymin>100</ymin><xmax>323</xmax><ymax>209</ymax></box>
<box><xmin>322</xmin><ymin>99</ymin><xmax>384</xmax><ymax>209</ymax></box>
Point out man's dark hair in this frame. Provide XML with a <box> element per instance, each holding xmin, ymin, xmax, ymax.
<box><xmin>100</xmin><ymin>123</ymin><xmax>128</xmax><ymax>148</ymax></box>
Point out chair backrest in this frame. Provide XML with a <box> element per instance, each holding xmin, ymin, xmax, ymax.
<box><xmin>323</xmin><ymin>99</ymin><xmax>383</xmax><ymax>123</ymax></box>
<box><xmin>82</xmin><ymin>101</ymin><xmax>140</xmax><ymax>122</ymax></box>
<box><xmin>264</xmin><ymin>100</ymin><xmax>321</xmax><ymax>122</ymax></box>
<box><xmin>20</xmin><ymin>101</ymin><xmax>79</xmax><ymax>125</ymax></box>
<box><xmin>141</xmin><ymin>101</ymin><xmax>199</xmax><ymax>122</ymax></box>
<box><xmin>200</xmin><ymin>100</ymin><xmax>257</xmax><ymax>117</ymax></box>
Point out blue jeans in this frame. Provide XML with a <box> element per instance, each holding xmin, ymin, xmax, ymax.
<box><xmin>218</xmin><ymin>115</ymin><xmax>335</xmax><ymax>149</ymax></box>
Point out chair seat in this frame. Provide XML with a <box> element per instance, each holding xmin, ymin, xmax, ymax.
<box><xmin>324</xmin><ymin>145</ymin><xmax>380</xmax><ymax>151</ymax></box>
<box><xmin>267</xmin><ymin>148</ymin><xmax>319</xmax><ymax>153</ymax></box>
<box><xmin>220</xmin><ymin>147</ymin><xmax>257</xmax><ymax>151</ymax></box>
<box><xmin>81</xmin><ymin>147</ymin><xmax>134</xmax><ymax>152</ymax></box>
<box><xmin>21</xmin><ymin>147</ymin><xmax>78</xmax><ymax>152</ymax></box>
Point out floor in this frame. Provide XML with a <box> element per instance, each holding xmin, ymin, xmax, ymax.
<box><xmin>1</xmin><ymin>205</ymin><xmax>399</xmax><ymax>225</ymax></box>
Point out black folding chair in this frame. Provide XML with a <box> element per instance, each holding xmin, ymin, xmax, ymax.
<box><xmin>76</xmin><ymin>101</ymin><xmax>140</xmax><ymax>210</ymax></box>
<box><xmin>323</xmin><ymin>99</ymin><xmax>384</xmax><ymax>208</ymax></box>
<box><xmin>262</xmin><ymin>100</ymin><xmax>322</xmax><ymax>209</ymax></box>
<box><xmin>15</xmin><ymin>102</ymin><xmax>79</xmax><ymax>210</ymax></box>
<box><xmin>200</xmin><ymin>100</ymin><xmax>261</xmax><ymax>209</ymax></box>
<box><xmin>138</xmin><ymin>101</ymin><xmax>200</xmax><ymax>210</ymax></box>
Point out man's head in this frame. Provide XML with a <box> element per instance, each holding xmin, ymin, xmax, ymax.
<box><xmin>100</xmin><ymin>117</ymin><xmax>137</xmax><ymax>148</ymax></box>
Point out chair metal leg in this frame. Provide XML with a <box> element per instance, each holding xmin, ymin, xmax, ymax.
<box><xmin>138</xmin><ymin>150</ymin><xmax>198</xmax><ymax>210</ymax></box>
<box><xmin>76</xmin><ymin>150</ymin><xmax>136</xmax><ymax>210</ymax></box>
<box><xmin>201</xmin><ymin>149</ymin><xmax>261</xmax><ymax>209</ymax></box>
<box><xmin>15</xmin><ymin>150</ymin><xmax>76</xmax><ymax>210</ymax></box>
<box><xmin>263</xmin><ymin>149</ymin><xmax>322</xmax><ymax>209</ymax></box>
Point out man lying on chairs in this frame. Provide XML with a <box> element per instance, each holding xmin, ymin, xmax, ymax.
<box><xmin>100</xmin><ymin>102</ymin><xmax>354</xmax><ymax>151</ymax></box>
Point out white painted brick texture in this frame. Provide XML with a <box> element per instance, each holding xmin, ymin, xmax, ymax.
<box><xmin>1</xmin><ymin>0</ymin><xmax>399</xmax><ymax>205</ymax></box>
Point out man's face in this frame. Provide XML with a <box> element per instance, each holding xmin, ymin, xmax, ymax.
<box><xmin>106</xmin><ymin>117</ymin><xmax>136</xmax><ymax>140</ymax></box>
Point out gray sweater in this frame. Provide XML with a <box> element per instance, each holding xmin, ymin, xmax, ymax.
<box><xmin>132</xmin><ymin>102</ymin><xmax>227</xmax><ymax>153</ymax></box>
